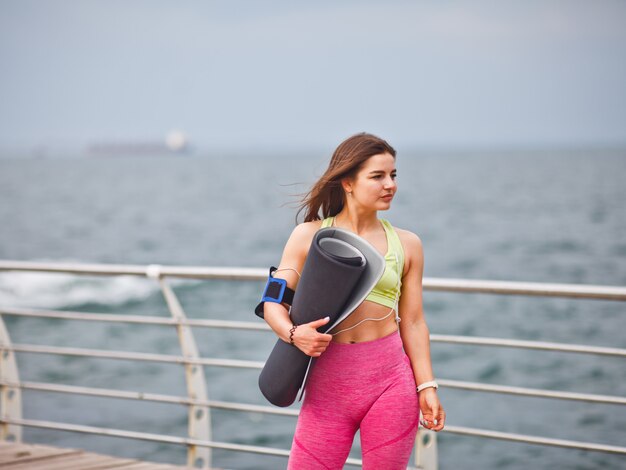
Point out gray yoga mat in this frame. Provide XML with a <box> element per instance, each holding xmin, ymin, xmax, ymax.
<box><xmin>258</xmin><ymin>227</ymin><xmax>385</xmax><ymax>407</ymax></box>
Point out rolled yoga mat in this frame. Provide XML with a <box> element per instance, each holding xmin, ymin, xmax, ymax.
<box><xmin>258</xmin><ymin>227</ymin><xmax>385</xmax><ymax>407</ymax></box>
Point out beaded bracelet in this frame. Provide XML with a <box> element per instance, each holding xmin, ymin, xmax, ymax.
<box><xmin>289</xmin><ymin>324</ymin><xmax>298</xmax><ymax>345</ymax></box>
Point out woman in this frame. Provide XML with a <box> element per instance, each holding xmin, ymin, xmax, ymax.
<box><xmin>263</xmin><ymin>133</ymin><xmax>445</xmax><ymax>469</ymax></box>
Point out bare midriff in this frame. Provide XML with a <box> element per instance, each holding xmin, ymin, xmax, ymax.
<box><xmin>328</xmin><ymin>300</ymin><xmax>399</xmax><ymax>344</ymax></box>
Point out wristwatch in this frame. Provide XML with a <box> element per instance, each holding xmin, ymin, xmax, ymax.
<box><xmin>416</xmin><ymin>380</ymin><xmax>439</xmax><ymax>393</ymax></box>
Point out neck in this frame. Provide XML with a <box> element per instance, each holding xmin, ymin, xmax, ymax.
<box><xmin>333</xmin><ymin>207</ymin><xmax>379</xmax><ymax>236</ymax></box>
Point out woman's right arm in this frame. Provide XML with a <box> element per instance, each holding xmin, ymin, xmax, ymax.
<box><xmin>263</xmin><ymin>223</ymin><xmax>333</xmax><ymax>357</ymax></box>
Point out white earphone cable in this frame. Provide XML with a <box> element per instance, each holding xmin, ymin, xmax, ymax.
<box><xmin>331</xmin><ymin>252</ymin><xmax>401</xmax><ymax>336</ymax></box>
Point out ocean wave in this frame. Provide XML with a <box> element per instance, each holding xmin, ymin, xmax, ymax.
<box><xmin>0</xmin><ymin>271</ymin><xmax>158</xmax><ymax>309</ymax></box>
<box><xmin>0</xmin><ymin>266</ymin><xmax>197</xmax><ymax>309</ymax></box>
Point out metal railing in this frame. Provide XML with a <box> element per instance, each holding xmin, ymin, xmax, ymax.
<box><xmin>0</xmin><ymin>260</ymin><xmax>625</xmax><ymax>469</ymax></box>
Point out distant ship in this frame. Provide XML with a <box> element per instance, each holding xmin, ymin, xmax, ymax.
<box><xmin>86</xmin><ymin>130</ymin><xmax>190</xmax><ymax>157</ymax></box>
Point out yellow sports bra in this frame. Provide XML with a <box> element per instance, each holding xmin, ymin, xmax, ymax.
<box><xmin>321</xmin><ymin>217</ymin><xmax>405</xmax><ymax>309</ymax></box>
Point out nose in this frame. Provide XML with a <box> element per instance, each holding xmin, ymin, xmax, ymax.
<box><xmin>383</xmin><ymin>176</ymin><xmax>396</xmax><ymax>189</ymax></box>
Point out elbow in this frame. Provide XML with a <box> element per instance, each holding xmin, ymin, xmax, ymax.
<box><xmin>399</xmin><ymin>314</ymin><xmax>429</xmax><ymax>334</ymax></box>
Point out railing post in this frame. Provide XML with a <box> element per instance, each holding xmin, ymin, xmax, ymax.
<box><xmin>148</xmin><ymin>265</ymin><xmax>211</xmax><ymax>469</ymax></box>
<box><xmin>414</xmin><ymin>426</ymin><xmax>438</xmax><ymax>470</ymax></box>
<box><xmin>0</xmin><ymin>315</ymin><xmax>22</xmax><ymax>443</ymax></box>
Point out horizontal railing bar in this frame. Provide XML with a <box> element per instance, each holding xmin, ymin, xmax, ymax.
<box><xmin>444</xmin><ymin>425</ymin><xmax>626</xmax><ymax>455</ymax></box>
<box><xmin>0</xmin><ymin>307</ymin><xmax>269</xmax><ymax>331</ymax></box>
<box><xmin>1</xmin><ymin>260</ymin><xmax>625</xmax><ymax>300</ymax></box>
<box><xmin>5</xmin><ymin>338</ymin><xmax>625</xmax><ymax>373</ymax></box>
<box><xmin>3</xmin><ymin>344</ymin><xmax>265</xmax><ymax>369</ymax></box>
<box><xmin>4</xmin><ymin>416</ymin><xmax>624</xmax><ymax>457</ymax></box>
<box><xmin>0</xmin><ymin>417</ymin><xmax>287</xmax><ymax>457</ymax></box>
<box><xmin>4</xmin><ymin>336</ymin><xmax>624</xmax><ymax>374</ymax></box>
<box><xmin>424</xmin><ymin>277</ymin><xmax>626</xmax><ymax>301</ymax></box>
<box><xmin>438</xmin><ymin>379</ymin><xmax>626</xmax><ymax>405</ymax></box>
<box><xmin>3</xmin><ymin>308</ymin><xmax>625</xmax><ymax>357</ymax></box>
<box><xmin>0</xmin><ymin>417</ymin><xmax>365</xmax><ymax>467</ymax></box>
<box><xmin>0</xmin><ymin>261</ymin><xmax>267</xmax><ymax>280</ymax></box>
<box><xmin>194</xmin><ymin>399</ymin><xmax>299</xmax><ymax>416</ymax></box>
<box><xmin>2</xmin><ymin>380</ymin><xmax>299</xmax><ymax>417</ymax></box>
<box><xmin>7</xmin><ymin>377</ymin><xmax>625</xmax><ymax>410</ymax></box>
<box><xmin>431</xmin><ymin>334</ymin><xmax>626</xmax><ymax>357</ymax></box>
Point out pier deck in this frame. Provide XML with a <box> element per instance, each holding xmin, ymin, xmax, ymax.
<box><xmin>0</xmin><ymin>442</ymin><xmax>199</xmax><ymax>469</ymax></box>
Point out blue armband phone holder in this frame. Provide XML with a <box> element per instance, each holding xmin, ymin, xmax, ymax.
<box><xmin>254</xmin><ymin>266</ymin><xmax>296</xmax><ymax>319</ymax></box>
<box><xmin>262</xmin><ymin>276</ymin><xmax>288</xmax><ymax>303</ymax></box>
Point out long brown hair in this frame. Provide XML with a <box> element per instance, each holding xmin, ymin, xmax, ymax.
<box><xmin>297</xmin><ymin>132</ymin><xmax>396</xmax><ymax>223</ymax></box>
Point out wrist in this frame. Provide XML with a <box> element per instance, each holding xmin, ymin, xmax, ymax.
<box><xmin>288</xmin><ymin>323</ymin><xmax>298</xmax><ymax>345</ymax></box>
<box><xmin>416</xmin><ymin>380</ymin><xmax>438</xmax><ymax>393</ymax></box>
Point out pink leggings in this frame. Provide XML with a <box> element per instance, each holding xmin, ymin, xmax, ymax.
<box><xmin>288</xmin><ymin>332</ymin><xmax>420</xmax><ymax>470</ymax></box>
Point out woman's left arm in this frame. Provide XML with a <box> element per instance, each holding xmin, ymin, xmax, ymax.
<box><xmin>397</xmin><ymin>231</ymin><xmax>445</xmax><ymax>432</ymax></box>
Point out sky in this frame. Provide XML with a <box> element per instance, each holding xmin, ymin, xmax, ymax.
<box><xmin>1</xmin><ymin>0</ymin><xmax>626</xmax><ymax>154</ymax></box>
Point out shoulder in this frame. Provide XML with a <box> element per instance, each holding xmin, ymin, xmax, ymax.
<box><xmin>285</xmin><ymin>220</ymin><xmax>324</xmax><ymax>253</ymax></box>
<box><xmin>387</xmin><ymin>224</ymin><xmax>424</xmax><ymax>272</ymax></box>
<box><xmin>290</xmin><ymin>220</ymin><xmax>324</xmax><ymax>239</ymax></box>
<box><xmin>278</xmin><ymin>220</ymin><xmax>324</xmax><ymax>269</ymax></box>
<box><xmin>386</xmin><ymin>222</ymin><xmax>423</xmax><ymax>253</ymax></box>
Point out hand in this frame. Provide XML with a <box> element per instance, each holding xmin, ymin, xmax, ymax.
<box><xmin>291</xmin><ymin>316</ymin><xmax>333</xmax><ymax>357</ymax></box>
<box><xmin>419</xmin><ymin>388</ymin><xmax>445</xmax><ymax>432</ymax></box>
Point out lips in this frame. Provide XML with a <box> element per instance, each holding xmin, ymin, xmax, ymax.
<box><xmin>381</xmin><ymin>194</ymin><xmax>394</xmax><ymax>201</ymax></box>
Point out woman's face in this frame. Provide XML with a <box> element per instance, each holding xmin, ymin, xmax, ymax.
<box><xmin>344</xmin><ymin>152</ymin><xmax>397</xmax><ymax>211</ymax></box>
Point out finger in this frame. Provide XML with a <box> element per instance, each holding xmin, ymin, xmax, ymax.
<box><xmin>305</xmin><ymin>346</ymin><xmax>323</xmax><ymax>356</ymax></box>
<box><xmin>319</xmin><ymin>333</ymin><xmax>333</xmax><ymax>342</ymax></box>
<box><xmin>433</xmin><ymin>420</ymin><xmax>445</xmax><ymax>432</ymax></box>
<box><xmin>433</xmin><ymin>410</ymin><xmax>446</xmax><ymax>431</ymax></box>
<box><xmin>308</xmin><ymin>316</ymin><xmax>330</xmax><ymax>328</ymax></box>
<box><xmin>430</xmin><ymin>406</ymin><xmax>440</xmax><ymax>423</ymax></box>
<box><xmin>420</xmin><ymin>412</ymin><xmax>434</xmax><ymax>428</ymax></box>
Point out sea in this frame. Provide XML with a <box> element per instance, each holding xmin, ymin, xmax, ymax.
<box><xmin>0</xmin><ymin>148</ymin><xmax>625</xmax><ymax>470</ymax></box>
